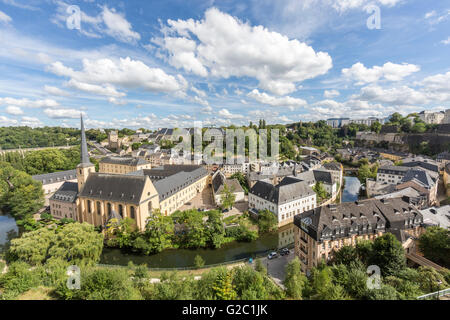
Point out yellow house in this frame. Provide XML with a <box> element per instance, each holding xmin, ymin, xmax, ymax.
<box><xmin>99</xmin><ymin>156</ymin><xmax>151</xmax><ymax>174</ymax></box>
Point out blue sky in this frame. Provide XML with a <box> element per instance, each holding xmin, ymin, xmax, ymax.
<box><xmin>0</xmin><ymin>0</ymin><xmax>449</xmax><ymax>129</ymax></box>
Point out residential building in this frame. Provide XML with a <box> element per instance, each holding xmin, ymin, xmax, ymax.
<box><xmin>99</xmin><ymin>156</ymin><xmax>151</xmax><ymax>174</ymax></box>
<box><xmin>108</xmin><ymin>130</ymin><xmax>121</xmax><ymax>150</ymax></box>
<box><xmin>211</xmin><ymin>171</ymin><xmax>245</xmax><ymax>206</ymax></box>
<box><xmin>294</xmin><ymin>169</ymin><xmax>338</xmax><ymax>200</ymax></box>
<box><xmin>49</xmin><ymin>181</ymin><xmax>78</xmax><ymax>220</ymax></box>
<box><xmin>418</xmin><ymin>110</ymin><xmax>445</xmax><ymax>124</ymax></box>
<box><xmin>293</xmin><ymin>198</ymin><xmax>424</xmax><ymax>272</ymax></box>
<box><xmin>436</xmin><ymin>151</ymin><xmax>450</xmax><ymax>169</ymax></box>
<box><xmin>32</xmin><ymin>169</ymin><xmax>77</xmax><ymax>195</ymax></box>
<box><xmin>249</xmin><ymin>177</ymin><xmax>316</xmax><ymax>227</ymax></box>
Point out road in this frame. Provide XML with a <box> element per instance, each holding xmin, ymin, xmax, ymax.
<box><xmin>257</xmin><ymin>249</ymin><xmax>294</xmax><ymax>289</ymax></box>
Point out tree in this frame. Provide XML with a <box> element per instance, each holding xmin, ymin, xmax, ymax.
<box><xmin>220</xmin><ymin>183</ymin><xmax>236</xmax><ymax>210</ymax></box>
<box><xmin>205</xmin><ymin>210</ymin><xmax>226</xmax><ymax>248</ymax></box>
<box><xmin>194</xmin><ymin>255</ymin><xmax>205</xmax><ymax>269</ymax></box>
<box><xmin>418</xmin><ymin>226</ymin><xmax>450</xmax><ymax>268</ymax></box>
<box><xmin>284</xmin><ymin>257</ymin><xmax>307</xmax><ymax>299</ymax></box>
<box><xmin>0</xmin><ymin>162</ymin><xmax>44</xmax><ymax>221</ymax></box>
<box><xmin>257</xmin><ymin>209</ymin><xmax>278</xmax><ymax>234</ymax></box>
<box><xmin>213</xmin><ymin>270</ymin><xmax>237</xmax><ymax>300</ymax></box>
<box><xmin>370</xmin><ymin>233</ymin><xmax>406</xmax><ymax>276</ymax></box>
<box><xmin>230</xmin><ymin>172</ymin><xmax>249</xmax><ymax>194</ymax></box>
<box><xmin>370</xmin><ymin>121</ymin><xmax>382</xmax><ymax>133</ymax></box>
<box><xmin>9</xmin><ymin>222</ymin><xmax>104</xmax><ymax>267</ymax></box>
<box><xmin>139</xmin><ymin>211</ymin><xmax>174</xmax><ymax>254</ymax></box>
<box><xmin>357</xmin><ymin>164</ymin><xmax>377</xmax><ymax>184</ymax></box>
<box><xmin>333</xmin><ymin>245</ymin><xmax>358</xmax><ymax>266</ymax></box>
<box><xmin>313</xmin><ymin>182</ymin><xmax>329</xmax><ymax>203</ymax></box>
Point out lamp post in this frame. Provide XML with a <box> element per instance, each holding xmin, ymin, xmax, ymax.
<box><xmin>436</xmin><ymin>280</ymin><xmax>443</xmax><ymax>300</ymax></box>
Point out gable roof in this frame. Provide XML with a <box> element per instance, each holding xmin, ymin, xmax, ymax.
<box><xmin>32</xmin><ymin>169</ymin><xmax>77</xmax><ymax>185</ymax></box>
<box><xmin>100</xmin><ymin>156</ymin><xmax>148</xmax><ymax>166</ymax></box>
<box><xmin>50</xmin><ymin>181</ymin><xmax>78</xmax><ymax>203</ymax></box>
<box><xmin>79</xmin><ymin>173</ymin><xmax>148</xmax><ymax>205</ymax></box>
<box><xmin>250</xmin><ymin>177</ymin><xmax>314</xmax><ymax>205</ymax></box>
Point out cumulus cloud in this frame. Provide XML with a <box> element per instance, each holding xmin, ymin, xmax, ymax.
<box><xmin>247</xmin><ymin>89</ymin><xmax>307</xmax><ymax>108</ymax></box>
<box><xmin>218</xmin><ymin>108</ymin><xmax>244</xmax><ymax>119</ymax></box>
<box><xmin>47</xmin><ymin>57</ymin><xmax>187</xmax><ymax>94</ymax></box>
<box><xmin>441</xmin><ymin>37</ymin><xmax>450</xmax><ymax>45</ymax></box>
<box><xmin>0</xmin><ymin>97</ymin><xmax>60</xmax><ymax>108</ymax></box>
<box><xmin>44</xmin><ymin>85</ymin><xmax>71</xmax><ymax>97</ymax></box>
<box><xmin>0</xmin><ymin>115</ymin><xmax>18</xmax><ymax>126</ymax></box>
<box><xmin>342</xmin><ymin>62</ymin><xmax>420</xmax><ymax>85</ymax></box>
<box><xmin>324</xmin><ymin>89</ymin><xmax>340</xmax><ymax>98</ymax></box>
<box><xmin>21</xmin><ymin>116</ymin><xmax>43</xmax><ymax>127</ymax></box>
<box><xmin>5</xmin><ymin>105</ymin><xmax>23</xmax><ymax>115</ymax></box>
<box><xmin>0</xmin><ymin>10</ymin><xmax>12</xmax><ymax>24</ymax></box>
<box><xmin>52</xmin><ymin>3</ymin><xmax>140</xmax><ymax>43</ymax></box>
<box><xmin>67</xmin><ymin>79</ymin><xmax>125</xmax><ymax>98</ymax></box>
<box><xmin>44</xmin><ymin>108</ymin><xmax>86</xmax><ymax>119</ymax></box>
<box><xmin>156</xmin><ymin>8</ymin><xmax>332</xmax><ymax>95</ymax></box>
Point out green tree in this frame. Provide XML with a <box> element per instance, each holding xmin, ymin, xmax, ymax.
<box><xmin>194</xmin><ymin>255</ymin><xmax>205</xmax><ymax>269</ymax></box>
<box><xmin>418</xmin><ymin>226</ymin><xmax>450</xmax><ymax>268</ymax></box>
<box><xmin>212</xmin><ymin>270</ymin><xmax>237</xmax><ymax>300</ymax></box>
<box><xmin>139</xmin><ymin>211</ymin><xmax>174</xmax><ymax>254</ymax></box>
<box><xmin>220</xmin><ymin>183</ymin><xmax>236</xmax><ymax>210</ymax></box>
<box><xmin>313</xmin><ymin>181</ymin><xmax>329</xmax><ymax>203</ymax></box>
<box><xmin>284</xmin><ymin>257</ymin><xmax>308</xmax><ymax>299</ymax></box>
<box><xmin>230</xmin><ymin>172</ymin><xmax>249</xmax><ymax>194</ymax></box>
<box><xmin>370</xmin><ymin>233</ymin><xmax>406</xmax><ymax>276</ymax></box>
<box><xmin>257</xmin><ymin>209</ymin><xmax>278</xmax><ymax>234</ymax></box>
<box><xmin>370</xmin><ymin>121</ymin><xmax>382</xmax><ymax>133</ymax></box>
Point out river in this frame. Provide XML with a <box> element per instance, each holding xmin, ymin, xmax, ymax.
<box><xmin>341</xmin><ymin>176</ymin><xmax>363</xmax><ymax>202</ymax></box>
<box><xmin>0</xmin><ymin>213</ymin><xmax>19</xmax><ymax>254</ymax></box>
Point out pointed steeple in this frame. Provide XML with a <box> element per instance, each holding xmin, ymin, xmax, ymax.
<box><xmin>80</xmin><ymin>114</ymin><xmax>92</xmax><ymax>165</ymax></box>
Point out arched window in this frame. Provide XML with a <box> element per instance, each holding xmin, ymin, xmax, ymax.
<box><xmin>87</xmin><ymin>200</ymin><xmax>91</xmax><ymax>213</ymax></box>
<box><xmin>118</xmin><ymin>204</ymin><xmax>123</xmax><ymax>218</ymax></box>
<box><xmin>97</xmin><ymin>201</ymin><xmax>101</xmax><ymax>215</ymax></box>
<box><xmin>107</xmin><ymin>203</ymin><xmax>112</xmax><ymax>216</ymax></box>
<box><xmin>130</xmin><ymin>206</ymin><xmax>135</xmax><ymax>219</ymax></box>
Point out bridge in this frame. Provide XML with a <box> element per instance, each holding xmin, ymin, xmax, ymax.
<box><xmin>406</xmin><ymin>252</ymin><xmax>445</xmax><ymax>271</ymax></box>
<box><xmin>343</xmin><ymin>167</ymin><xmax>358</xmax><ymax>174</ymax></box>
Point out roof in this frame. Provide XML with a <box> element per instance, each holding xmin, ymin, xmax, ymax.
<box><xmin>212</xmin><ymin>171</ymin><xmax>244</xmax><ymax>194</ymax></box>
<box><xmin>79</xmin><ymin>114</ymin><xmax>92</xmax><ymax>166</ymax></box>
<box><xmin>294</xmin><ymin>169</ymin><xmax>334</xmax><ymax>185</ymax></box>
<box><xmin>131</xmin><ymin>165</ymin><xmax>205</xmax><ymax>181</ymax></box>
<box><xmin>378</xmin><ymin>165</ymin><xmax>410</xmax><ymax>174</ymax></box>
<box><xmin>437</xmin><ymin>151</ymin><xmax>450</xmax><ymax>161</ymax></box>
<box><xmin>32</xmin><ymin>169</ymin><xmax>77</xmax><ymax>185</ymax></box>
<box><xmin>420</xmin><ymin>205</ymin><xmax>450</xmax><ymax>229</ymax></box>
<box><xmin>100</xmin><ymin>156</ymin><xmax>148</xmax><ymax>166</ymax></box>
<box><xmin>294</xmin><ymin>197</ymin><xmax>422</xmax><ymax>242</ymax></box>
<box><xmin>152</xmin><ymin>166</ymin><xmax>208</xmax><ymax>201</ymax></box>
<box><xmin>401</xmin><ymin>169</ymin><xmax>436</xmax><ymax>189</ymax></box>
<box><xmin>79</xmin><ymin>173</ymin><xmax>148</xmax><ymax>205</ymax></box>
<box><xmin>375</xmin><ymin>187</ymin><xmax>421</xmax><ymax>200</ymax></box>
<box><xmin>402</xmin><ymin>157</ymin><xmax>439</xmax><ymax>173</ymax></box>
<box><xmin>49</xmin><ymin>181</ymin><xmax>78</xmax><ymax>203</ymax></box>
<box><xmin>323</xmin><ymin>162</ymin><xmax>342</xmax><ymax>171</ymax></box>
<box><xmin>250</xmin><ymin>176</ymin><xmax>314</xmax><ymax>205</ymax></box>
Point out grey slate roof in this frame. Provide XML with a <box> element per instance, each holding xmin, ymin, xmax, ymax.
<box><xmin>250</xmin><ymin>176</ymin><xmax>314</xmax><ymax>205</ymax></box>
<box><xmin>401</xmin><ymin>169</ymin><xmax>436</xmax><ymax>189</ymax></box>
<box><xmin>79</xmin><ymin>173</ymin><xmax>148</xmax><ymax>205</ymax></box>
<box><xmin>212</xmin><ymin>171</ymin><xmax>244</xmax><ymax>195</ymax></box>
<box><xmin>100</xmin><ymin>156</ymin><xmax>148</xmax><ymax>166</ymax></box>
<box><xmin>420</xmin><ymin>205</ymin><xmax>450</xmax><ymax>229</ymax></box>
<box><xmin>402</xmin><ymin>157</ymin><xmax>439</xmax><ymax>173</ymax></box>
<box><xmin>49</xmin><ymin>181</ymin><xmax>78</xmax><ymax>203</ymax></box>
<box><xmin>32</xmin><ymin>169</ymin><xmax>77</xmax><ymax>185</ymax></box>
<box><xmin>294</xmin><ymin>197</ymin><xmax>422</xmax><ymax>243</ymax></box>
<box><xmin>152</xmin><ymin>166</ymin><xmax>208</xmax><ymax>201</ymax></box>
<box><xmin>323</xmin><ymin>162</ymin><xmax>342</xmax><ymax>171</ymax></box>
<box><xmin>131</xmin><ymin>165</ymin><xmax>206</xmax><ymax>181</ymax></box>
<box><xmin>378</xmin><ymin>165</ymin><xmax>410</xmax><ymax>175</ymax></box>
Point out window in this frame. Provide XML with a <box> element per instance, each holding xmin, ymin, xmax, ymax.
<box><xmin>87</xmin><ymin>200</ymin><xmax>91</xmax><ymax>213</ymax></box>
<box><xmin>107</xmin><ymin>203</ymin><xmax>112</xmax><ymax>216</ymax></box>
<box><xmin>130</xmin><ymin>206</ymin><xmax>135</xmax><ymax>219</ymax></box>
<box><xmin>97</xmin><ymin>202</ymin><xmax>101</xmax><ymax>215</ymax></box>
<box><xmin>118</xmin><ymin>204</ymin><xmax>123</xmax><ymax>218</ymax></box>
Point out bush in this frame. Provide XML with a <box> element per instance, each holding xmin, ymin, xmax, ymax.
<box><xmin>194</xmin><ymin>255</ymin><xmax>205</xmax><ymax>269</ymax></box>
<box><xmin>0</xmin><ymin>261</ymin><xmax>41</xmax><ymax>299</ymax></box>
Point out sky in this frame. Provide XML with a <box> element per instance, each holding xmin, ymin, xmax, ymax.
<box><xmin>0</xmin><ymin>0</ymin><xmax>449</xmax><ymax>129</ymax></box>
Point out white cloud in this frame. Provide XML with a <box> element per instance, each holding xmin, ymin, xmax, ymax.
<box><xmin>100</xmin><ymin>6</ymin><xmax>141</xmax><ymax>43</ymax></box>
<box><xmin>356</xmin><ymin>85</ymin><xmax>428</xmax><ymax>105</ymax></box>
<box><xmin>5</xmin><ymin>105</ymin><xmax>23</xmax><ymax>115</ymax></box>
<box><xmin>157</xmin><ymin>8</ymin><xmax>332</xmax><ymax>95</ymax></box>
<box><xmin>247</xmin><ymin>89</ymin><xmax>307</xmax><ymax>108</ymax></box>
<box><xmin>52</xmin><ymin>3</ymin><xmax>140</xmax><ymax>44</ymax></box>
<box><xmin>0</xmin><ymin>97</ymin><xmax>60</xmax><ymax>108</ymax></box>
<box><xmin>108</xmin><ymin>97</ymin><xmax>127</xmax><ymax>105</ymax></box>
<box><xmin>44</xmin><ymin>85</ymin><xmax>70</xmax><ymax>97</ymax></box>
<box><xmin>0</xmin><ymin>115</ymin><xmax>18</xmax><ymax>126</ymax></box>
<box><xmin>21</xmin><ymin>116</ymin><xmax>43</xmax><ymax>127</ymax></box>
<box><xmin>0</xmin><ymin>10</ymin><xmax>12</xmax><ymax>24</ymax></box>
<box><xmin>67</xmin><ymin>79</ymin><xmax>125</xmax><ymax>98</ymax></box>
<box><xmin>48</xmin><ymin>57</ymin><xmax>187</xmax><ymax>94</ymax></box>
<box><xmin>324</xmin><ymin>89</ymin><xmax>340</xmax><ymax>98</ymax></box>
<box><xmin>43</xmin><ymin>108</ymin><xmax>86</xmax><ymax>119</ymax></box>
<box><xmin>190</xmin><ymin>86</ymin><xmax>207</xmax><ymax>98</ymax></box>
<box><xmin>441</xmin><ymin>37</ymin><xmax>450</xmax><ymax>45</ymax></box>
<box><xmin>218</xmin><ymin>108</ymin><xmax>244</xmax><ymax>119</ymax></box>
<box><xmin>342</xmin><ymin>62</ymin><xmax>420</xmax><ymax>85</ymax></box>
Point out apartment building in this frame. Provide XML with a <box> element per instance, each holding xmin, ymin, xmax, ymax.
<box><xmin>293</xmin><ymin>198</ymin><xmax>424</xmax><ymax>272</ymax></box>
<box><xmin>32</xmin><ymin>169</ymin><xmax>77</xmax><ymax>195</ymax></box>
<box><xmin>99</xmin><ymin>156</ymin><xmax>151</xmax><ymax>174</ymax></box>
<box><xmin>249</xmin><ymin>177</ymin><xmax>316</xmax><ymax>227</ymax></box>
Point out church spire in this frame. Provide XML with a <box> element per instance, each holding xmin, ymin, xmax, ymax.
<box><xmin>80</xmin><ymin>114</ymin><xmax>92</xmax><ymax>165</ymax></box>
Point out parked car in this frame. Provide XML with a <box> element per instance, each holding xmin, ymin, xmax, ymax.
<box><xmin>267</xmin><ymin>252</ymin><xmax>278</xmax><ymax>260</ymax></box>
<box><xmin>279</xmin><ymin>248</ymin><xmax>290</xmax><ymax>256</ymax></box>
<box><xmin>222</xmin><ymin>208</ymin><xmax>229</xmax><ymax>213</ymax></box>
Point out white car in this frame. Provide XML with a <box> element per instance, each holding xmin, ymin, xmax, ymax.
<box><xmin>267</xmin><ymin>252</ymin><xmax>278</xmax><ymax>260</ymax></box>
